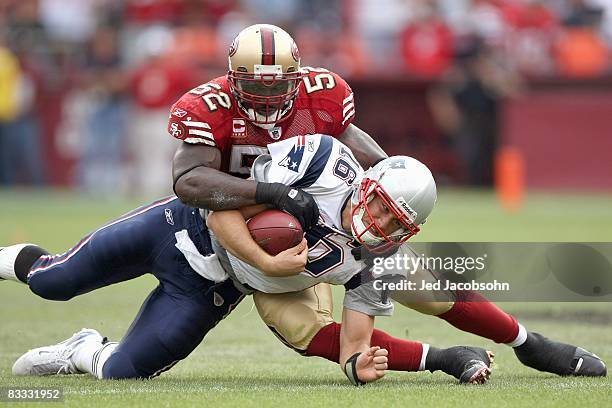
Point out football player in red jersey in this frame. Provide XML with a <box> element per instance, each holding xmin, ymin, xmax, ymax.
<box><xmin>170</xmin><ymin>24</ymin><xmax>384</xmax><ymax>228</ymax></box>
<box><xmin>167</xmin><ymin>24</ymin><xmax>606</xmax><ymax>381</ymax></box>
<box><xmin>167</xmin><ymin>23</ymin><xmax>449</xmax><ymax>376</ymax></box>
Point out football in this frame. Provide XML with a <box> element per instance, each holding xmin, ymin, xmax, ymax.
<box><xmin>247</xmin><ymin>210</ymin><xmax>304</xmax><ymax>255</ymax></box>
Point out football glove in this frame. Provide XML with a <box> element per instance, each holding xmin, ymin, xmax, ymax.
<box><xmin>255</xmin><ymin>182</ymin><xmax>320</xmax><ymax>231</ymax></box>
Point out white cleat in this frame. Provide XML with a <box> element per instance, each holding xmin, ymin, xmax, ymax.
<box><xmin>12</xmin><ymin>328</ymin><xmax>103</xmax><ymax>376</ymax></box>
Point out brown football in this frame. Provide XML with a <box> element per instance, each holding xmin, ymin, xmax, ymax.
<box><xmin>247</xmin><ymin>210</ymin><xmax>304</xmax><ymax>256</ymax></box>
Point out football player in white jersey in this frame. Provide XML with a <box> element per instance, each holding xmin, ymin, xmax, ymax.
<box><xmin>207</xmin><ymin>133</ymin><xmax>492</xmax><ymax>385</ymax></box>
<box><xmin>209</xmin><ymin>134</ymin><xmax>433</xmax><ymax>294</ymax></box>
<box><xmin>209</xmin><ymin>133</ymin><xmax>606</xmax><ymax>382</ymax></box>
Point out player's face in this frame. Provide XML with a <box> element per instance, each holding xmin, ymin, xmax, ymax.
<box><xmin>228</xmin><ymin>69</ymin><xmax>302</xmax><ymax>125</ymax></box>
<box><xmin>236</xmin><ymin>79</ymin><xmax>296</xmax><ymax>116</ymax></box>
<box><xmin>361</xmin><ymin>196</ymin><xmax>404</xmax><ymax>237</ymax></box>
<box><xmin>238</xmin><ymin>80</ymin><xmax>292</xmax><ymax>97</ymax></box>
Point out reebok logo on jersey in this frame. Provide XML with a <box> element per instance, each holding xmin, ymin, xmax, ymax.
<box><xmin>288</xmin><ymin>189</ymin><xmax>298</xmax><ymax>199</ymax></box>
<box><xmin>308</xmin><ymin>140</ymin><xmax>315</xmax><ymax>152</ymax></box>
<box><xmin>165</xmin><ymin>209</ymin><xmax>175</xmax><ymax>225</ymax></box>
<box><xmin>172</xmin><ymin>108</ymin><xmax>188</xmax><ymax>118</ymax></box>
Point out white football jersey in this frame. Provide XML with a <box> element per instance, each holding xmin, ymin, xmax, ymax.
<box><xmin>228</xmin><ymin>134</ymin><xmax>368</xmax><ymax>294</ymax></box>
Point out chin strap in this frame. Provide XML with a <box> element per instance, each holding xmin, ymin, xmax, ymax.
<box><xmin>344</xmin><ymin>352</ymin><xmax>366</xmax><ymax>386</ymax></box>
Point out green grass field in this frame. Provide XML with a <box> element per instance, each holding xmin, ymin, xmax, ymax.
<box><xmin>1</xmin><ymin>189</ymin><xmax>611</xmax><ymax>407</ymax></box>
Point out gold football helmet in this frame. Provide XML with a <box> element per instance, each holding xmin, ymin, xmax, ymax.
<box><xmin>227</xmin><ymin>24</ymin><xmax>302</xmax><ymax>127</ymax></box>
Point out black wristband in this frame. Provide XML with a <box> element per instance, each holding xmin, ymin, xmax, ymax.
<box><xmin>344</xmin><ymin>352</ymin><xmax>366</xmax><ymax>386</ymax></box>
<box><xmin>255</xmin><ymin>182</ymin><xmax>282</xmax><ymax>205</ymax></box>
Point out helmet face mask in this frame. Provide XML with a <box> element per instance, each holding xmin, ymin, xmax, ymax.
<box><xmin>229</xmin><ymin>69</ymin><xmax>301</xmax><ymax>123</ymax></box>
<box><xmin>351</xmin><ymin>179</ymin><xmax>420</xmax><ymax>250</ymax></box>
<box><xmin>227</xmin><ymin>24</ymin><xmax>303</xmax><ymax>126</ymax></box>
<box><xmin>349</xmin><ymin>156</ymin><xmax>437</xmax><ymax>251</ymax></box>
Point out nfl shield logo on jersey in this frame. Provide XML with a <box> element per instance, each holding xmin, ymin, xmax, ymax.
<box><xmin>268</xmin><ymin>126</ymin><xmax>282</xmax><ymax>140</ymax></box>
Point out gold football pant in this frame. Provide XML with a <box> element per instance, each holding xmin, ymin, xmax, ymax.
<box><xmin>253</xmin><ymin>281</ymin><xmax>454</xmax><ymax>353</ymax></box>
<box><xmin>253</xmin><ymin>283</ymin><xmax>335</xmax><ymax>352</ymax></box>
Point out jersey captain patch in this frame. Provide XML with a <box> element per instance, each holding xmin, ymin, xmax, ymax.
<box><xmin>232</xmin><ymin>119</ymin><xmax>247</xmax><ymax>138</ymax></box>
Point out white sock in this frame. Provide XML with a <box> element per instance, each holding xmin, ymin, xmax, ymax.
<box><xmin>72</xmin><ymin>340</ymin><xmax>118</xmax><ymax>379</ymax></box>
<box><xmin>93</xmin><ymin>342</ymin><xmax>119</xmax><ymax>379</ymax></box>
<box><xmin>506</xmin><ymin>323</ymin><xmax>528</xmax><ymax>348</ymax></box>
<box><xmin>0</xmin><ymin>244</ymin><xmax>34</xmax><ymax>282</ymax></box>
<box><xmin>419</xmin><ymin>343</ymin><xmax>430</xmax><ymax>371</ymax></box>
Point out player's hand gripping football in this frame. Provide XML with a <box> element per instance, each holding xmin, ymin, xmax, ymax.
<box><xmin>262</xmin><ymin>238</ymin><xmax>309</xmax><ymax>277</ymax></box>
<box><xmin>255</xmin><ymin>182</ymin><xmax>320</xmax><ymax>230</ymax></box>
<box><xmin>356</xmin><ymin>346</ymin><xmax>389</xmax><ymax>383</ymax></box>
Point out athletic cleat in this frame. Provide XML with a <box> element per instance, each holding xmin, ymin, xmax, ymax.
<box><xmin>570</xmin><ymin>347</ymin><xmax>607</xmax><ymax>376</ymax></box>
<box><xmin>12</xmin><ymin>328</ymin><xmax>103</xmax><ymax>376</ymax></box>
<box><xmin>514</xmin><ymin>332</ymin><xmax>607</xmax><ymax>377</ymax></box>
<box><xmin>437</xmin><ymin>346</ymin><xmax>494</xmax><ymax>384</ymax></box>
<box><xmin>460</xmin><ymin>351</ymin><xmax>494</xmax><ymax>384</ymax></box>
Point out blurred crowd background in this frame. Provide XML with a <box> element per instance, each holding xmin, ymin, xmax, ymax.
<box><xmin>1</xmin><ymin>0</ymin><xmax>611</xmax><ymax>196</ymax></box>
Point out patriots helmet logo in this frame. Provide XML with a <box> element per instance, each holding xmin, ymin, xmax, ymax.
<box><xmin>278</xmin><ymin>135</ymin><xmax>307</xmax><ymax>172</ymax></box>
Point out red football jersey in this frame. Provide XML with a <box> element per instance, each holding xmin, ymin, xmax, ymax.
<box><xmin>167</xmin><ymin>67</ymin><xmax>355</xmax><ymax>177</ymax></box>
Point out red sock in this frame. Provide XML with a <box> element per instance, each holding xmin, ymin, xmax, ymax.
<box><xmin>437</xmin><ymin>291</ymin><xmax>519</xmax><ymax>344</ymax></box>
<box><xmin>305</xmin><ymin>322</ymin><xmax>341</xmax><ymax>362</ymax></box>
<box><xmin>305</xmin><ymin>323</ymin><xmax>423</xmax><ymax>372</ymax></box>
<box><xmin>370</xmin><ymin>328</ymin><xmax>423</xmax><ymax>371</ymax></box>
